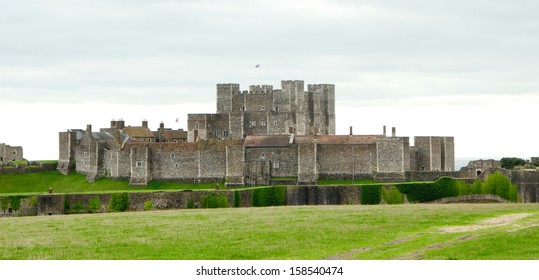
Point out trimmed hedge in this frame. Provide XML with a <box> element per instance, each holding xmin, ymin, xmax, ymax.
<box><xmin>200</xmin><ymin>193</ymin><xmax>229</xmax><ymax>208</ymax></box>
<box><xmin>397</xmin><ymin>173</ymin><xmax>519</xmax><ymax>203</ymax></box>
<box><xmin>360</xmin><ymin>185</ymin><xmax>381</xmax><ymax>205</ymax></box>
<box><xmin>109</xmin><ymin>193</ymin><xmax>130</xmax><ymax>212</ymax></box>
<box><xmin>234</xmin><ymin>191</ymin><xmax>241</xmax><ymax>208</ymax></box>
<box><xmin>382</xmin><ymin>186</ymin><xmax>404</xmax><ymax>204</ymax></box>
<box><xmin>252</xmin><ymin>186</ymin><xmax>287</xmax><ymax>207</ymax></box>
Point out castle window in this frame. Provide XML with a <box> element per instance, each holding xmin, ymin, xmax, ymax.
<box><xmin>83</xmin><ymin>152</ymin><xmax>88</xmax><ymax>158</ymax></box>
<box><xmin>224</xmin><ymin>106</ymin><xmax>228</xmax><ymax>111</ymax></box>
<box><xmin>242</xmin><ymin>106</ymin><xmax>245</xmax><ymax>111</ymax></box>
<box><xmin>212</xmin><ymin>130</ymin><xmax>219</xmax><ymax>137</ymax></box>
<box><xmin>274</xmin><ymin>120</ymin><xmax>279</xmax><ymax>126</ymax></box>
<box><xmin>175</xmin><ymin>163</ymin><xmax>180</xmax><ymax>168</ymax></box>
<box><xmin>274</xmin><ymin>107</ymin><xmax>279</xmax><ymax>112</ymax></box>
<box><xmin>136</xmin><ymin>161</ymin><xmax>143</xmax><ymax>167</ymax></box>
<box><xmin>261</xmin><ymin>106</ymin><xmax>265</xmax><ymax>111</ymax></box>
<box><xmin>12</xmin><ymin>151</ymin><xmax>17</xmax><ymax>155</ymax></box>
<box><xmin>274</xmin><ymin>161</ymin><xmax>280</xmax><ymax>169</ymax></box>
<box><xmin>261</xmin><ymin>153</ymin><xmax>266</xmax><ymax>159</ymax></box>
<box><xmin>251</xmin><ymin>120</ymin><xmax>256</xmax><ymax>127</ymax></box>
<box><xmin>140</xmin><ymin>138</ymin><xmax>145</xmax><ymax>142</ymax></box>
<box><xmin>223</xmin><ymin>130</ymin><xmax>229</xmax><ymax>138</ymax></box>
<box><xmin>260</xmin><ymin>120</ymin><xmax>266</xmax><ymax>127</ymax></box>
<box><xmin>195</xmin><ymin>121</ymin><xmax>199</xmax><ymax>129</ymax></box>
<box><xmin>170</xmin><ymin>153</ymin><xmax>175</xmax><ymax>158</ymax></box>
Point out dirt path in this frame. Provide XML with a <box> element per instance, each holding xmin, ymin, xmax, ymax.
<box><xmin>438</xmin><ymin>213</ymin><xmax>531</xmax><ymax>233</ymax></box>
<box><xmin>325</xmin><ymin>213</ymin><xmax>533</xmax><ymax>260</ymax></box>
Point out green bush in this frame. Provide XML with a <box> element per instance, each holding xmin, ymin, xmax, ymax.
<box><xmin>501</xmin><ymin>157</ymin><xmax>526</xmax><ymax>169</ymax></box>
<box><xmin>381</xmin><ymin>186</ymin><xmax>404</xmax><ymax>204</ymax></box>
<box><xmin>360</xmin><ymin>185</ymin><xmax>381</xmax><ymax>205</ymax></box>
<box><xmin>397</xmin><ymin>177</ymin><xmax>461</xmax><ymax>203</ymax></box>
<box><xmin>234</xmin><ymin>190</ymin><xmax>241</xmax><ymax>207</ymax></box>
<box><xmin>64</xmin><ymin>198</ymin><xmax>70</xmax><ymax>212</ymax></box>
<box><xmin>28</xmin><ymin>196</ymin><xmax>38</xmax><ymax>207</ymax></box>
<box><xmin>470</xmin><ymin>179</ymin><xmax>483</xmax><ymax>195</ymax></box>
<box><xmin>73</xmin><ymin>201</ymin><xmax>84</xmax><ymax>213</ymax></box>
<box><xmin>109</xmin><ymin>193</ymin><xmax>130</xmax><ymax>212</ymax></box>
<box><xmin>200</xmin><ymin>193</ymin><xmax>229</xmax><ymax>208</ymax></box>
<box><xmin>1</xmin><ymin>197</ymin><xmax>8</xmax><ymax>212</ymax></box>
<box><xmin>9</xmin><ymin>196</ymin><xmax>23</xmax><ymax>212</ymax></box>
<box><xmin>88</xmin><ymin>197</ymin><xmax>101</xmax><ymax>213</ymax></box>
<box><xmin>186</xmin><ymin>198</ymin><xmax>196</xmax><ymax>209</ymax></box>
<box><xmin>483</xmin><ymin>171</ymin><xmax>518</xmax><ymax>201</ymax></box>
<box><xmin>252</xmin><ymin>186</ymin><xmax>287</xmax><ymax>207</ymax></box>
<box><xmin>144</xmin><ymin>200</ymin><xmax>153</xmax><ymax>211</ymax></box>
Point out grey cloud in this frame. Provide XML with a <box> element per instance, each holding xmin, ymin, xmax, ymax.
<box><xmin>1</xmin><ymin>0</ymin><xmax>538</xmax><ymax>105</ymax></box>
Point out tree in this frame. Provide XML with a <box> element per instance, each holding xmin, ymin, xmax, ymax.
<box><xmin>500</xmin><ymin>157</ymin><xmax>526</xmax><ymax>169</ymax></box>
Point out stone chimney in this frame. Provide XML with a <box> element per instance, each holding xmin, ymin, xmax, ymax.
<box><xmin>383</xmin><ymin>125</ymin><xmax>386</xmax><ymax>137</ymax></box>
<box><xmin>392</xmin><ymin>127</ymin><xmax>396</xmax><ymax>137</ymax></box>
<box><xmin>349</xmin><ymin>126</ymin><xmax>353</xmax><ymax>136</ymax></box>
<box><xmin>86</xmin><ymin>124</ymin><xmax>92</xmax><ymax>133</ymax></box>
<box><xmin>110</xmin><ymin>120</ymin><xmax>117</xmax><ymax>128</ymax></box>
<box><xmin>142</xmin><ymin>120</ymin><xmax>148</xmax><ymax>128</ymax></box>
<box><xmin>117</xmin><ymin>120</ymin><xmax>125</xmax><ymax>129</ymax></box>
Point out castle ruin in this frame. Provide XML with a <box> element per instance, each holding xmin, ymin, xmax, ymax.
<box><xmin>0</xmin><ymin>143</ymin><xmax>23</xmax><ymax>164</ymax></box>
<box><xmin>57</xmin><ymin>80</ymin><xmax>454</xmax><ymax>186</ymax></box>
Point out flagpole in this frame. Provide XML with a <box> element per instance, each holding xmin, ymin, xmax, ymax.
<box><xmin>255</xmin><ymin>64</ymin><xmax>261</xmax><ymax>85</ymax></box>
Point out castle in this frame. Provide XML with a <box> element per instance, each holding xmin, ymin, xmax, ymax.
<box><xmin>57</xmin><ymin>80</ymin><xmax>455</xmax><ymax>186</ymax></box>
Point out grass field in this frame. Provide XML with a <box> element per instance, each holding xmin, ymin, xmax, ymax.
<box><xmin>1</xmin><ymin>204</ymin><xmax>538</xmax><ymax>260</ymax></box>
<box><xmin>0</xmin><ymin>171</ymin><xmax>219</xmax><ymax>195</ymax></box>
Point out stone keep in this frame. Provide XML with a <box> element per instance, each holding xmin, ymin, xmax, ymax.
<box><xmin>188</xmin><ymin>80</ymin><xmax>336</xmax><ymax>142</ymax></box>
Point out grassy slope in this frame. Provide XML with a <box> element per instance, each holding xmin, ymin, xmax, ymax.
<box><xmin>0</xmin><ymin>204</ymin><xmax>538</xmax><ymax>260</ymax></box>
<box><xmin>0</xmin><ymin>171</ymin><xmax>217</xmax><ymax>195</ymax></box>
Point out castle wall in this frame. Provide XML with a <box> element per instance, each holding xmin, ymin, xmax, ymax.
<box><xmin>430</xmin><ymin>137</ymin><xmax>442</xmax><ymax>171</ymax></box>
<box><xmin>267</xmin><ymin>112</ymin><xmax>293</xmax><ymax>134</ymax></box>
<box><xmin>376</xmin><ymin>137</ymin><xmax>408</xmax><ymax>173</ymax></box>
<box><xmin>297</xmin><ymin>143</ymin><xmax>317</xmax><ymax>183</ymax></box>
<box><xmin>511</xmin><ymin>170</ymin><xmax>539</xmax><ymax>203</ymax></box>
<box><xmin>317</xmin><ymin>144</ymin><xmax>375</xmax><ymax>179</ymax></box>
<box><xmin>443</xmin><ymin>137</ymin><xmax>455</xmax><ymax>171</ymax></box>
<box><xmin>244</xmin><ymin>147</ymin><xmax>298</xmax><ymax>178</ymax></box>
<box><xmin>228</xmin><ymin>112</ymin><xmax>245</xmax><ymax>139</ymax></box>
<box><xmin>231</xmin><ymin>91</ymin><xmax>246</xmax><ymax>112</ymax></box>
<box><xmin>129</xmin><ymin>146</ymin><xmax>150</xmax><ymax>186</ymax></box>
<box><xmin>187</xmin><ymin>114</ymin><xmax>209</xmax><ymax>142</ymax></box>
<box><xmin>226</xmin><ymin>145</ymin><xmax>244</xmax><ymax>185</ymax></box>
<box><xmin>245</xmin><ymin>86</ymin><xmax>273</xmax><ymax>112</ymax></box>
<box><xmin>57</xmin><ymin>132</ymin><xmax>75</xmax><ymax>174</ymax></box>
<box><xmin>199</xmin><ymin>150</ymin><xmax>226</xmax><ymax>179</ymax></box>
<box><xmin>414</xmin><ymin>137</ymin><xmax>432</xmax><ymax>171</ymax></box>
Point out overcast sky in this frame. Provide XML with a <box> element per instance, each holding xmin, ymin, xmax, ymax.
<box><xmin>1</xmin><ymin>0</ymin><xmax>538</xmax><ymax>162</ymax></box>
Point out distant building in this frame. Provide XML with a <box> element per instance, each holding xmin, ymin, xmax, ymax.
<box><xmin>58</xmin><ymin>80</ymin><xmax>455</xmax><ymax>186</ymax></box>
<box><xmin>0</xmin><ymin>143</ymin><xmax>23</xmax><ymax>164</ymax></box>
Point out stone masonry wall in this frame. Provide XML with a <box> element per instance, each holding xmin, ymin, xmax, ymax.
<box><xmin>317</xmin><ymin>144</ymin><xmax>375</xmax><ymax>179</ymax></box>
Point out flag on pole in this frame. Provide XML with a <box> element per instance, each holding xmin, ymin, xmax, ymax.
<box><xmin>255</xmin><ymin>64</ymin><xmax>260</xmax><ymax>68</ymax></box>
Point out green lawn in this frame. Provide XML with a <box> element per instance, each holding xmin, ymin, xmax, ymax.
<box><xmin>0</xmin><ymin>171</ymin><xmax>219</xmax><ymax>195</ymax></box>
<box><xmin>0</xmin><ymin>204</ymin><xmax>538</xmax><ymax>259</ymax></box>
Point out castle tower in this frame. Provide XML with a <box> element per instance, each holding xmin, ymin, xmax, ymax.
<box><xmin>306</xmin><ymin>84</ymin><xmax>336</xmax><ymax>135</ymax></box>
<box><xmin>216</xmin><ymin>84</ymin><xmax>240</xmax><ymax>113</ymax></box>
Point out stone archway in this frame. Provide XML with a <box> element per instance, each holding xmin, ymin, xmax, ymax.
<box><xmin>476</xmin><ymin>170</ymin><xmax>482</xmax><ymax>177</ymax></box>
